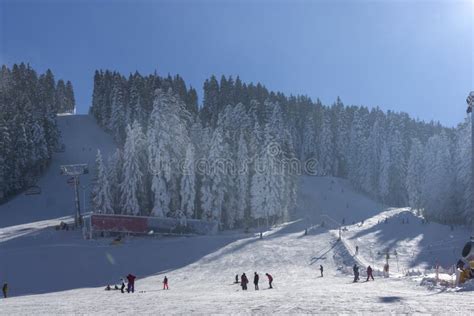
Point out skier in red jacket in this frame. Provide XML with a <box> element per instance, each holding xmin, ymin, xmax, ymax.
<box><xmin>126</xmin><ymin>274</ymin><xmax>136</xmax><ymax>293</ymax></box>
<box><xmin>265</xmin><ymin>273</ymin><xmax>273</xmax><ymax>288</ymax></box>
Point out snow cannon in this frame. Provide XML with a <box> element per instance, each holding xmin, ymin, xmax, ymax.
<box><xmin>462</xmin><ymin>237</ymin><xmax>474</xmax><ymax>262</ymax></box>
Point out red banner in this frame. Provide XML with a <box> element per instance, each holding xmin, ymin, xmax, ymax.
<box><xmin>91</xmin><ymin>214</ymin><xmax>148</xmax><ymax>233</ymax></box>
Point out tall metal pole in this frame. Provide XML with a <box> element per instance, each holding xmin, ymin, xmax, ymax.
<box><xmin>74</xmin><ymin>176</ymin><xmax>81</xmax><ymax>227</ymax></box>
<box><xmin>468</xmin><ymin>92</ymin><xmax>474</xmax><ymax>234</ymax></box>
<box><xmin>60</xmin><ymin>164</ymin><xmax>88</xmax><ymax>228</ymax></box>
<box><xmin>470</xmin><ymin>103</ymin><xmax>474</xmax><ymax>235</ymax></box>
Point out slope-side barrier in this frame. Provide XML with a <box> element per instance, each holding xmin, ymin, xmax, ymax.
<box><xmin>83</xmin><ymin>213</ymin><xmax>218</xmax><ymax>239</ymax></box>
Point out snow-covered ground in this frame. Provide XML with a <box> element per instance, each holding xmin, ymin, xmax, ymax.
<box><xmin>1</xmin><ymin>115</ymin><xmax>473</xmax><ymax>314</ymax></box>
<box><xmin>1</xmin><ymin>218</ymin><xmax>473</xmax><ymax>314</ymax></box>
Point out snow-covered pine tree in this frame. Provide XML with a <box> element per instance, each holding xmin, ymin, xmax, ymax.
<box><xmin>348</xmin><ymin>108</ymin><xmax>369</xmax><ymax>188</ymax></box>
<box><xmin>120</xmin><ymin>124</ymin><xmax>144</xmax><ymax>215</ymax></box>
<box><xmin>208</xmin><ymin>127</ymin><xmax>227</xmax><ymax>223</ymax></box>
<box><xmin>92</xmin><ymin>149</ymin><xmax>113</xmax><ymax>214</ymax></box>
<box><xmin>55</xmin><ymin>79</ymin><xmax>67</xmax><ymax>113</ymax></box>
<box><xmin>454</xmin><ymin>118</ymin><xmax>472</xmax><ymax>224</ymax></box>
<box><xmin>109</xmin><ymin>77</ymin><xmax>126</xmax><ymax>143</ymax></box>
<box><xmin>406</xmin><ymin>138</ymin><xmax>424</xmax><ymax>211</ymax></box>
<box><xmin>65</xmin><ymin>81</ymin><xmax>75</xmax><ymax>113</ymax></box>
<box><xmin>31</xmin><ymin>121</ymin><xmax>49</xmax><ymax>167</ymax></box>
<box><xmin>107</xmin><ymin>148</ymin><xmax>123</xmax><ymax>213</ymax></box>
<box><xmin>378</xmin><ymin>141</ymin><xmax>390</xmax><ymax>205</ymax></box>
<box><xmin>148</xmin><ymin>88</ymin><xmax>191</xmax><ymax>217</ymax></box>
<box><xmin>180</xmin><ymin>143</ymin><xmax>196</xmax><ymax>219</ymax></box>
<box><xmin>0</xmin><ymin>118</ymin><xmax>11</xmax><ymax>200</ymax></box>
<box><xmin>421</xmin><ymin>132</ymin><xmax>455</xmax><ymax>222</ymax></box>
<box><xmin>319</xmin><ymin>112</ymin><xmax>334</xmax><ymax>176</ymax></box>
<box><xmin>236</xmin><ymin>132</ymin><xmax>250</xmax><ymax>225</ymax></box>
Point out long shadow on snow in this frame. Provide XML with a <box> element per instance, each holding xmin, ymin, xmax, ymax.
<box><xmin>0</xmin><ymin>227</ymin><xmax>244</xmax><ymax>297</ymax></box>
<box><xmin>309</xmin><ymin>240</ymin><xmax>341</xmax><ymax>265</ymax></box>
<box><xmin>347</xmin><ymin>210</ymin><xmax>467</xmax><ymax>268</ymax></box>
<box><xmin>196</xmin><ymin>218</ymin><xmax>328</xmax><ymax>267</ymax></box>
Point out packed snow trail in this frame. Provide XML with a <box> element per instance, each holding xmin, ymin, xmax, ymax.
<box><xmin>0</xmin><ymin>216</ymin><xmax>73</xmax><ymax>243</ymax></box>
<box><xmin>1</xmin><ymin>221</ymin><xmax>472</xmax><ymax>314</ymax></box>
<box><xmin>0</xmin><ymin>115</ymin><xmax>116</xmax><ymax>228</ymax></box>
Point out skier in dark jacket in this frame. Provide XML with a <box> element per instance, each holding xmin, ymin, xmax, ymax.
<box><xmin>320</xmin><ymin>265</ymin><xmax>324</xmax><ymax>277</ymax></box>
<box><xmin>241</xmin><ymin>273</ymin><xmax>248</xmax><ymax>290</ymax></box>
<box><xmin>126</xmin><ymin>274</ymin><xmax>136</xmax><ymax>293</ymax></box>
<box><xmin>366</xmin><ymin>266</ymin><xmax>374</xmax><ymax>281</ymax></box>
<box><xmin>2</xmin><ymin>283</ymin><xmax>8</xmax><ymax>298</ymax></box>
<box><xmin>163</xmin><ymin>276</ymin><xmax>169</xmax><ymax>290</ymax></box>
<box><xmin>235</xmin><ymin>274</ymin><xmax>239</xmax><ymax>284</ymax></box>
<box><xmin>353</xmin><ymin>264</ymin><xmax>359</xmax><ymax>282</ymax></box>
<box><xmin>265</xmin><ymin>273</ymin><xmax>273</xmax><ymax>288</ymax></box>
<box><xmin>120</xmin><ymin>278</ymin><xmax>126</xmax><ymax>293</ymax></box>
<box><xmin>254</xmin><ymin>272</ymin><xmax>259</xmax><ymax>290</ymax></box>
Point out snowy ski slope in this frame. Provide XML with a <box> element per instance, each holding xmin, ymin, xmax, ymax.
<box><xmin>1</xmin><ymin>214</ymin><xmax>472</xmax><ymax>314</ymax></box>
<box><xmin>1</xmin><ymin>115</ymin><xmax>473</xmax><ymax>314</ymax></box>
<box><xmin>0</xmin><ymin>115</ymin><xmax>116</xmax><ymax>228</ymax></box>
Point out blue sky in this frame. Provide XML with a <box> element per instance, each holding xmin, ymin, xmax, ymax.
<box><xmin>0</xmin><ymin>0</ymin><xmax>472</xmax><ymax>126</ymax></box>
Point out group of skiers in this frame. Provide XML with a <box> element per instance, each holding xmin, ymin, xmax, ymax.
<box><xmin>235</xmin><ymin>272</ymin><xmax>273</xmax><ymax>291</ymax></box>
<box><xmin>352</xmin><ymin>264</ymin><xmax>374</xmax><ymax>282</ymax></box>
<box><xmin>105</xmin><ymin>273</ymin><xmax>169</xmax><ymax>297</ymax></box>
<box><xmin>105</xmin><ymin>273</ymin><xmax>137</xmax><ymax>293</ymax></box>
<box><xmin>105</xmin><ymin>274</ymin><xmax>170</xmax><ymax>293</ymax></box>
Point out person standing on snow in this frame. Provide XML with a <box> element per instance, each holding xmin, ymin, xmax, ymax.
<box><xmin>353</xmin><ymin>264</ymin><xmax>360</xmax><ymax>282</ymax></box>
<box><xmin>320</xmin><ymin>265</ymin><xmax>324</xmax><ymax>277</ymax></box>
<box><xmin>235</xmin><ymin>274</ymin><xmax>239</xmax><ymax>284</ymax></box>
<box><xmin>163</xmin><ymin>276</ymin><xmax>169</xmax><ymax>290</ymax></box>
<box><xmin>241</xmin><ymin>273</ymin><xmax>248</xmax><ymax>290</ymax></box>
<box><xmin>120</xmin><ymin>278</ymin><xmax>126</xmax><ymax>293</ymax></box>
<box><xmin>254</xmin><ymin>272</ymin><xmax>259</xmax><ymax>290</ymax></box>
<box><xmin>126</xmin><ymin>274</ymin><xmax>136</xmax><ymax>293</ymax></box>
<box><xmin>366</xmin><ymin>266</ymin><xmax>374</xmax><ymax>281</ymax></box>
<box><xmin>265</xmin><ymin>273</ymin><xmax>273</xmax><ymax>289</ymax></box>
<box><xmin>2</xmin><ymin>283</ymin><xmax>8</xmax><ymax>298</ymax></box>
